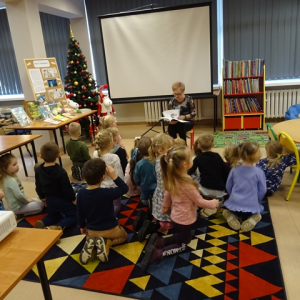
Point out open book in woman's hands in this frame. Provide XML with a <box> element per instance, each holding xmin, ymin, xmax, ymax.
<box><xmin>161</xmin><ymin>109</ymin><xmax>189</xmax><ymax>123</ymax></box>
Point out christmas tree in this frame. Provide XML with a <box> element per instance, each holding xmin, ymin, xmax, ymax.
<box><xmin>64</xmin><ymin>27</ymin><xmax>99</xmax><ymax>137</ymax></box>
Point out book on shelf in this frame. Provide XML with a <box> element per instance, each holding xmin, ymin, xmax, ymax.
<box><xmin>10</xmin><ymin>107</ymin><xmax>32</xmax><ymax>127</ymax></box>
<box><xmin>53</xmin><ymin>115</ymin><xmax>69</xmax><ymax>121</ymax></box>
<box><xmin>161</xmin><ymin>109</ymin><xmax>189</xmax><ymax>123</ymax></box>
<box><xmin>224</xmin><ymin>59</ymin><xmax>264</xmax><ymax>78</ymax></box>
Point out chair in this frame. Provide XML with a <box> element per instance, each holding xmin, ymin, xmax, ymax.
<box><xmin>186</xmin><ymin>128</ymin><xmax>194</xmax><ymax>149</ymax></box>
<box><xmin>266</xmin><ymin>123</ymin><xmax>277</xmax><ymax>140</ymax></box>
<box><xmin>277</xmin><ymin>131</ymin><xmax>300</xmax><ymax>200</ymax></box>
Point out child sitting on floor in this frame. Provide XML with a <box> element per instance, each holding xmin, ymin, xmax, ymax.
<box><xmin>34</xmin><ymin>142</ymin><xmax>77</xmax><ymax>233</ymax></box>
<box><xmin>188</xmin><ymin>133</ymin><xmax>229</xmax><ymax>217</ymax></box>
<box><xmin>124</xmin><ymin>137</ymin><xmax>141</xmax><ymax>197</ymax></box>
<box><xmin>93</xmin><ymin>129</ymin><xmax>124</xmax><ymax>214</ymax></box>
<box><xmin>223</xmin><ymin>142</ymin><xmax>266</xmax><ymax>232</ymax></box>
<box><xmin>135</xmin><ymin>133</ymin><xmax>174</xmax><ymax>242</ymax></box>
<box><xmin>133</xmin><ymin>137</ymin><xmax>157</xmax><ymax>205</ymax></box>
<box><xmin>141</xmin><ymin>146</ymin><xmax>219</xmax><ymax>271</ymax></box>
<box><xmin>77</xmin><ymin>159</ymin><xmax>128</xmax><ymax>264</ymax></box>
<box><xmin>0</xmin><ymin>153</ymin><xmax>44</xmax><ymax>218</ymax></box>
<box><xmin>107</xmin><ymin>127</ymin><xmax>127</xmax><ymax>174</ymax></box>
<box><xmin>223</xmin><ymin>143</ymin><xmax>239</xmax><ymax>171</ymax></box>
<box><xmin>256</xmin><ymin>140</ymin><xmax>297</xmax><ymax>196</ymax></box>
<box><xmin>66</xmin><ymin>122</ymin><xmax>91</xmax><ymax>181</ymax></box>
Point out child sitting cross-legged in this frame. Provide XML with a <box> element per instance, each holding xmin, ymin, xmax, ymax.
<box><xmin>133</xmin><ymin>137</ymin><xmax>157</xmax><ymax>206</ymax></box>
<box><xmin>223</xmin><ymin>142</ymin><xmax>266</xmax><ymax>232</ymax></box>
<box><xmin>188</xmin><ymin>133</ymin><xmax>229</xmax><ymax>217</ymax></box>
<box><xmin>66</xmin><ymin>122</ymin><xmax>91</xmax><ymax>181</ymax></box>
<box><xmin>77</xmin><ymin>159</ymin><xmax>129</xmax><ymax>265</ymax></box>
<box><xmin>34</xmin><ymin>142</ymin><xmax>77</xmax><ymax>235</ymax></box>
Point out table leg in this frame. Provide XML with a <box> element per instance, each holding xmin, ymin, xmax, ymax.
<box><xmin>90</xmin><ymin>114</ymin><xmax>95</xmax><ymax>141</ymax></box>
<box><xmin>60</xmin><ymin>127</ymin><xmax>66</xmax><ymax>154</ymax></box>
<box><xmin>18</xmin><ymin>146</ymin><xmax>28</xmax><ymax>177</ymax></box>
<box><xmin>36</xmin><ymin>258</ymin><xmax>53</xmax><ymax>300</ymax></box>
<box><xmin>53</xmin><ymin>130</ymin><xmax>63</xmax><ymax>166</ymax></box>
<box><xmin>30</xmin><ymin>141</ymin><xmax>38</xmax><ymax>164</ymax></box>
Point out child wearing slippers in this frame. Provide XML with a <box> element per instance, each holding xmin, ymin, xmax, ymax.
<box><xmin>77</xmin><ymin>158</ymin><xmax>128</xmax><ymax>265</ymax></box>
<box><xmin>223</xmin><ymin>141</ymin><xmax>266</xmax><ymax>232</ymax></box>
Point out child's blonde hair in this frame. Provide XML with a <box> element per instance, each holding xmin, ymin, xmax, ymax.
<box><xmin>238</xmin><ymin>141</ymin><xmax>261</xmax><ymax>164</ymax></box>
<box><xmin>106</xmin><ymin>127</ymin><xmax>119</xmax><ymax>142</ymax></box>
<box><xmin>195</xmin><ymin>133</ymin><xmax>214</xmax><ymax>152</ymax></box>
<box><xmin>0</xmin><ymin>153</ymin><xmax>16</xmax><ymax>184</ymax></box>
<box><xmin>223</xmin><ymin>143</ymin><xmax>239</xmax><ymax>168</ymax></box>
<box><xmin>174</xmin><ymin>138</ymin><xmax>186</xmax><ymax>147</ymax></box>
<box><xmin>148</xmin><ymin>133</ymin><xmax>174</xmax><ymax>162</ymax></box>
<box><xmin>68</xmin><ymin>122</ymin><xmax>81</xmax><ymax>136</ymax></box>
<box><xmin>102</xmin><ymin>115</ymin><xmax>116</xmax><ymax>129</ymax></box>
<box><xmin>265</xmin><ymin>140</ymin><xmax>283</xmax><ymax>168</ymax></box>
<box><xmin>94</xmin><ymin>129</ymin><xmax>113</xmax><ymax>157</ymax></box>
<box><xmin>161</xmin><ymin>146</ymin><xmax>198</xmax><ymax>196</ymax></box>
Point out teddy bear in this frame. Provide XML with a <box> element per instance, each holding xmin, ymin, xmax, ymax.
<box><xmin>67</xmin><ymin>99</ymin><xmax>80</xmax><ymax>110</ymax></box>
<box><xmin>97</xmin><ymin>84</ymin><xmax>115</xmax><ymax>119</ymax></box>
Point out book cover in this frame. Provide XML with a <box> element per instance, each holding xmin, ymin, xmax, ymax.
<box><xmin>11</xmin><ymin>107</ymin><xmax>32</xmax><ymax>127</ymax></box>
<box><xmin>26</xmin><ymin>102</ymin><xmax>43</xmax><ymax>121</ymax></box>
<box><xmin>39</xmin><ymin>104</ymin><xmax>53</xmax><ymax>120</ymax></box>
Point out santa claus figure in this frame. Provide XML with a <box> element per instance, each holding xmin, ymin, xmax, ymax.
<box><xmin>97</xmin><ymin>84</ymin><xmax>115</xmax><ymax>119</ymax></box>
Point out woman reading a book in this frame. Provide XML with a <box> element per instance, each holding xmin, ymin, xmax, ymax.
<box><xmin>167</xmin><ymin>81</ymin><xmax>196</xmax><ymax>142</ymax></box>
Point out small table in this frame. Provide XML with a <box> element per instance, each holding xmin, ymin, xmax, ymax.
<box><xmin>272</xmin><ymin>119</ymin><xmax>300</xmax><ymax>143</ymax></box>
<box><xmin>0</xmin><ymin>227</ymin><xmax>62</xmax><ymax>300</ymax></box>
<box><xmin>7</xmin><ymin>110</ymin><xmax>97</xmax><ymax>166</ymax></box>
<box><xmin>0</xmin><ymin>134</ymin><xmax>41</xmax><ymax>177</ymax></box>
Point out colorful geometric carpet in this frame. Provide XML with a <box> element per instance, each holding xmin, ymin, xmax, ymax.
<box><xmin>18</xmin><ymin>196</ymin><xmax>286</xmax><ymax>300</ymax></box>
<box><xmin>213</xmin><ymin>131</ymin><xmax>269</xmax><ymax>148</ymax></box>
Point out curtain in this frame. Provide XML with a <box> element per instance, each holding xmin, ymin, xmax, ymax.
<box><xmin>40</xmin><ymin>12</ymin><xmax>70</xmax><ymax>81</ymax></box>
<box><xmin>0</xmin><ymin>9</ymin><xmax>22</xmax><ymax>95</ymax></box>
<box><xmin>223</xmin><ymin>0</ymin><xmax>300</xmax><ymax>80</ymax></box>
<box><xmin>85</xmin><ymin>0</ymin><xmax>219</xmax><ymax>86</ymax></box>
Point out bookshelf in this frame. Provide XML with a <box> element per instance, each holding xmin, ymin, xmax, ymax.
<box><xmin>222</xmin><ymin>60</ymin><xmax>265</xmax><ymax>131</ymax></box>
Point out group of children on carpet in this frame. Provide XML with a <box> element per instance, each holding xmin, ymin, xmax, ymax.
<box><xmin>0</xmin><ymin>114</ymin><xmax>297</xmax><ymax>271</ymax></box>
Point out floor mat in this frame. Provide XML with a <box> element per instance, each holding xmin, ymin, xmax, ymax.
<box><xmin>18</xmin><ymin>196</ymin><xmax>286</xmax><ymax>300</ymax></box>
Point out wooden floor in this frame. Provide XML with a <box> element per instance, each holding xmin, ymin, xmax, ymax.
<box><xmin>4</xmin><ymin>123</ymin><xmax>300</xmax><ymax>300</ymax></box>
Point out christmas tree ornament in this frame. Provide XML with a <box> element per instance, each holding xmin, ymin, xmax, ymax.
<box><xmin>90</xmin><ymin>102</ymin><xmax>93</xmax><ymax>105</ymax></box>
<box><xmin>75</xmin><ymin>53</ymin><xmax>77</xmax><ymax>56</ymax></box>
<box><xmin>76</xmin><ymin>61</ymin><xmax>79</xmax><ymax>64</ymax></box>
<box><xmin>82</xmin><ymin>95</ymin><xmax>86</xmax><ymax>99</ymax></box>
<box><xmin>81</xmin><ymin>70</ymin><xmax>84</xmax><ymax>74</ymax></box>
<box><xmin>78</xmin><ymin>91</ymin><xmax>81</xmax><ymax>94</ymax></box>
<box><xmin>75</xmin><ymin>43</ymin><xmax>79</xmax><ymax>47</ymax></box>
<box><xmin>88</xmin><ymin>83</ymin><xmax>92</xmax><ymax>87</ymax></box>
<box><xmin>85</xmin><ymin>74</ymin><xmax>89</xmax><ymax>78</ymax></box>
<box><xmin>80</xmin><ymin>53</ymin><xmax>84</xmax><ymax>57</ymax></box>
<box><xmin>74</xmin><ymin>71</ymin><xmax>77</xmax><ymax>74</ymax></box>
<box><xmin>71</xmin><ymin>61</ymin><xmax>74</xmax><ymax>64</ymax></box>
<box><xmin>88</xmin><ymin>78</ymin><xmax>93</xmax><ymax>82</ymax></box>
<box><xmin>68</xmin><ymin>50</ymin><xmax>70</xmax><ymax>53</ymax></box>
<box><xmin>92</xmin><ymin>92</ymin><xmax>95</xmax><ymax>96</ymax></box>
<box><xmin>88</xmin><ymin>96</ymin><xmax>91</xmax><ymax>99</ymax></box>
<box><xmin>67</xmin><ymin>71</ymin><xmax>69</xmax><ymax>74</ymax></box>
<box><xmin>79</xmin><ymin>104</ymin><xmax>82</xmax><ymax>108</ymax></box>
<box><xmin>74</xmin><ymin>81</ymin><xmax>79</xmax><ymax>86</ymax></box>
<box><xmin>68</xmin><ymin>62</ymin><xmax>71</xmax><ymax>65</ymax></box>
<box><xmin>85</xmin><ymin>60</ymin><xmax>87</xmax><ymax>63</ymax></box>
<box><xmin>83</xmin><ymin>64</ymin><xmax>86</xmax><ymax>68</ymax></box>
<box><xmin>82</xmin><ymin>86</ymin><xmax>87</xmax><ymax>90</ymax></box>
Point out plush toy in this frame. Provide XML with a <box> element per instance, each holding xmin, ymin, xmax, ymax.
<box><xmin>97</xmin><ymin>84</ymin><xmax>115</xmax><ymax>118</ymax></box>
<box><xmin>67</xmin><ymin>99</ymin><xmax>79</xmax><ymax>110</ymax></box>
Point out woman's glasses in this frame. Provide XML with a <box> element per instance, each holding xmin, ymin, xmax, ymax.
<box><xmin>173</xmin><ymin>92</ymin><xmax>183</xmax><ymax>97</ymax></box>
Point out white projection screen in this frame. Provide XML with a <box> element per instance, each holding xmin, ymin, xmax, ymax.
<box><xmin>99</xmin><ymin>3</ymin><xmax>212</xmax><ymax>102</ymax></box>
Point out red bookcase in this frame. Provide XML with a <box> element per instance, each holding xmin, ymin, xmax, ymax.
<box><xmin>222</xmin><ymin>61</ymin><xmax>265</xmax><ymax>131</ymax></box>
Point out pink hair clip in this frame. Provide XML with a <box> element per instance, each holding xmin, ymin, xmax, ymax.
<box><xmin>168</xmin><ymin>158</ymin><xmax>173</xmax><ymax>162</ymax></box>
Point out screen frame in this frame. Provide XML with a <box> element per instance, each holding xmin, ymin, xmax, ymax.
<box><xmin>98</xmin><ymin>2</ymin><xmax>213</xmax><ymax>104</ymax></box>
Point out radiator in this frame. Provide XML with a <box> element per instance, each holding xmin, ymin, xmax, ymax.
<box><xmin>265</xmin><ymin>89</ymin><xmax>300</xmax><ymax>118</ymax></box>
<box><xmin>144</xmin><ymin>99</ymin><xmax>203</xmax><ymax>122</ymax></box>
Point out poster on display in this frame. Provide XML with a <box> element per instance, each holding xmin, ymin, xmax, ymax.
<box><xmin>24</xmin><ymin>58</ymin><xmax>66</xmax><ymax>103</ymax></box>
<box><xmin>24</xmin><ymin>58</ymin><xmax>67</xmax><ymax>121</ymax></box>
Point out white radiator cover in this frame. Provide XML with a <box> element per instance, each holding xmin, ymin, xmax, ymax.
<box><xmin>144</xmin><ymin>99</ymin><xmax>203</xmax><ymax>122</ymax></box>
<box><xmin>265</xmin><ymin>89</ymin><xmax>300</xmax><ymax>118</ymax></box>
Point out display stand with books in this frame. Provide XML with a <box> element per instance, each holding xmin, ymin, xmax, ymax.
<box><xmin>222</xmin><ymin>59</ymin><xmax>265</xmax><ymax>131</ymax></box>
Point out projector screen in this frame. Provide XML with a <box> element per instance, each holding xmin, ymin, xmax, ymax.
<box><xmin>99</xmin><ymin>3</ymin><xmax>212</xmax><ymax>102</ymax></box>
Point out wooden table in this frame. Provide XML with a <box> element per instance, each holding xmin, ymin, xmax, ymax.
<box><xmin>0</xmin><ymin>227</ymin><xmax>62</xmax><ymax>300</ymax></box>
<box><xmin>7</xmin><ymin>110</ymin><xmax>97</xmax><ymax>165</ymax></box>
<box><xmin>0</xmin><ymin>135</ymin><xmax>41</xmax><ymax>177</ymax></box>
<box><xmin>272</xmin><ymin>119</ymin><xmax>300</xmax><ymax>143</ymax></box>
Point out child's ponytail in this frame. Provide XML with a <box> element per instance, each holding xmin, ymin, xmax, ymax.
<box><xmin>161</xmin><ymin>146</ymin><xmax>198</xmax><ymax>196</ymax></box>
<box><xmin>265</xmin><ymin>141</ymin><xmax>283</xmax><ymax>168</ymax></box>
